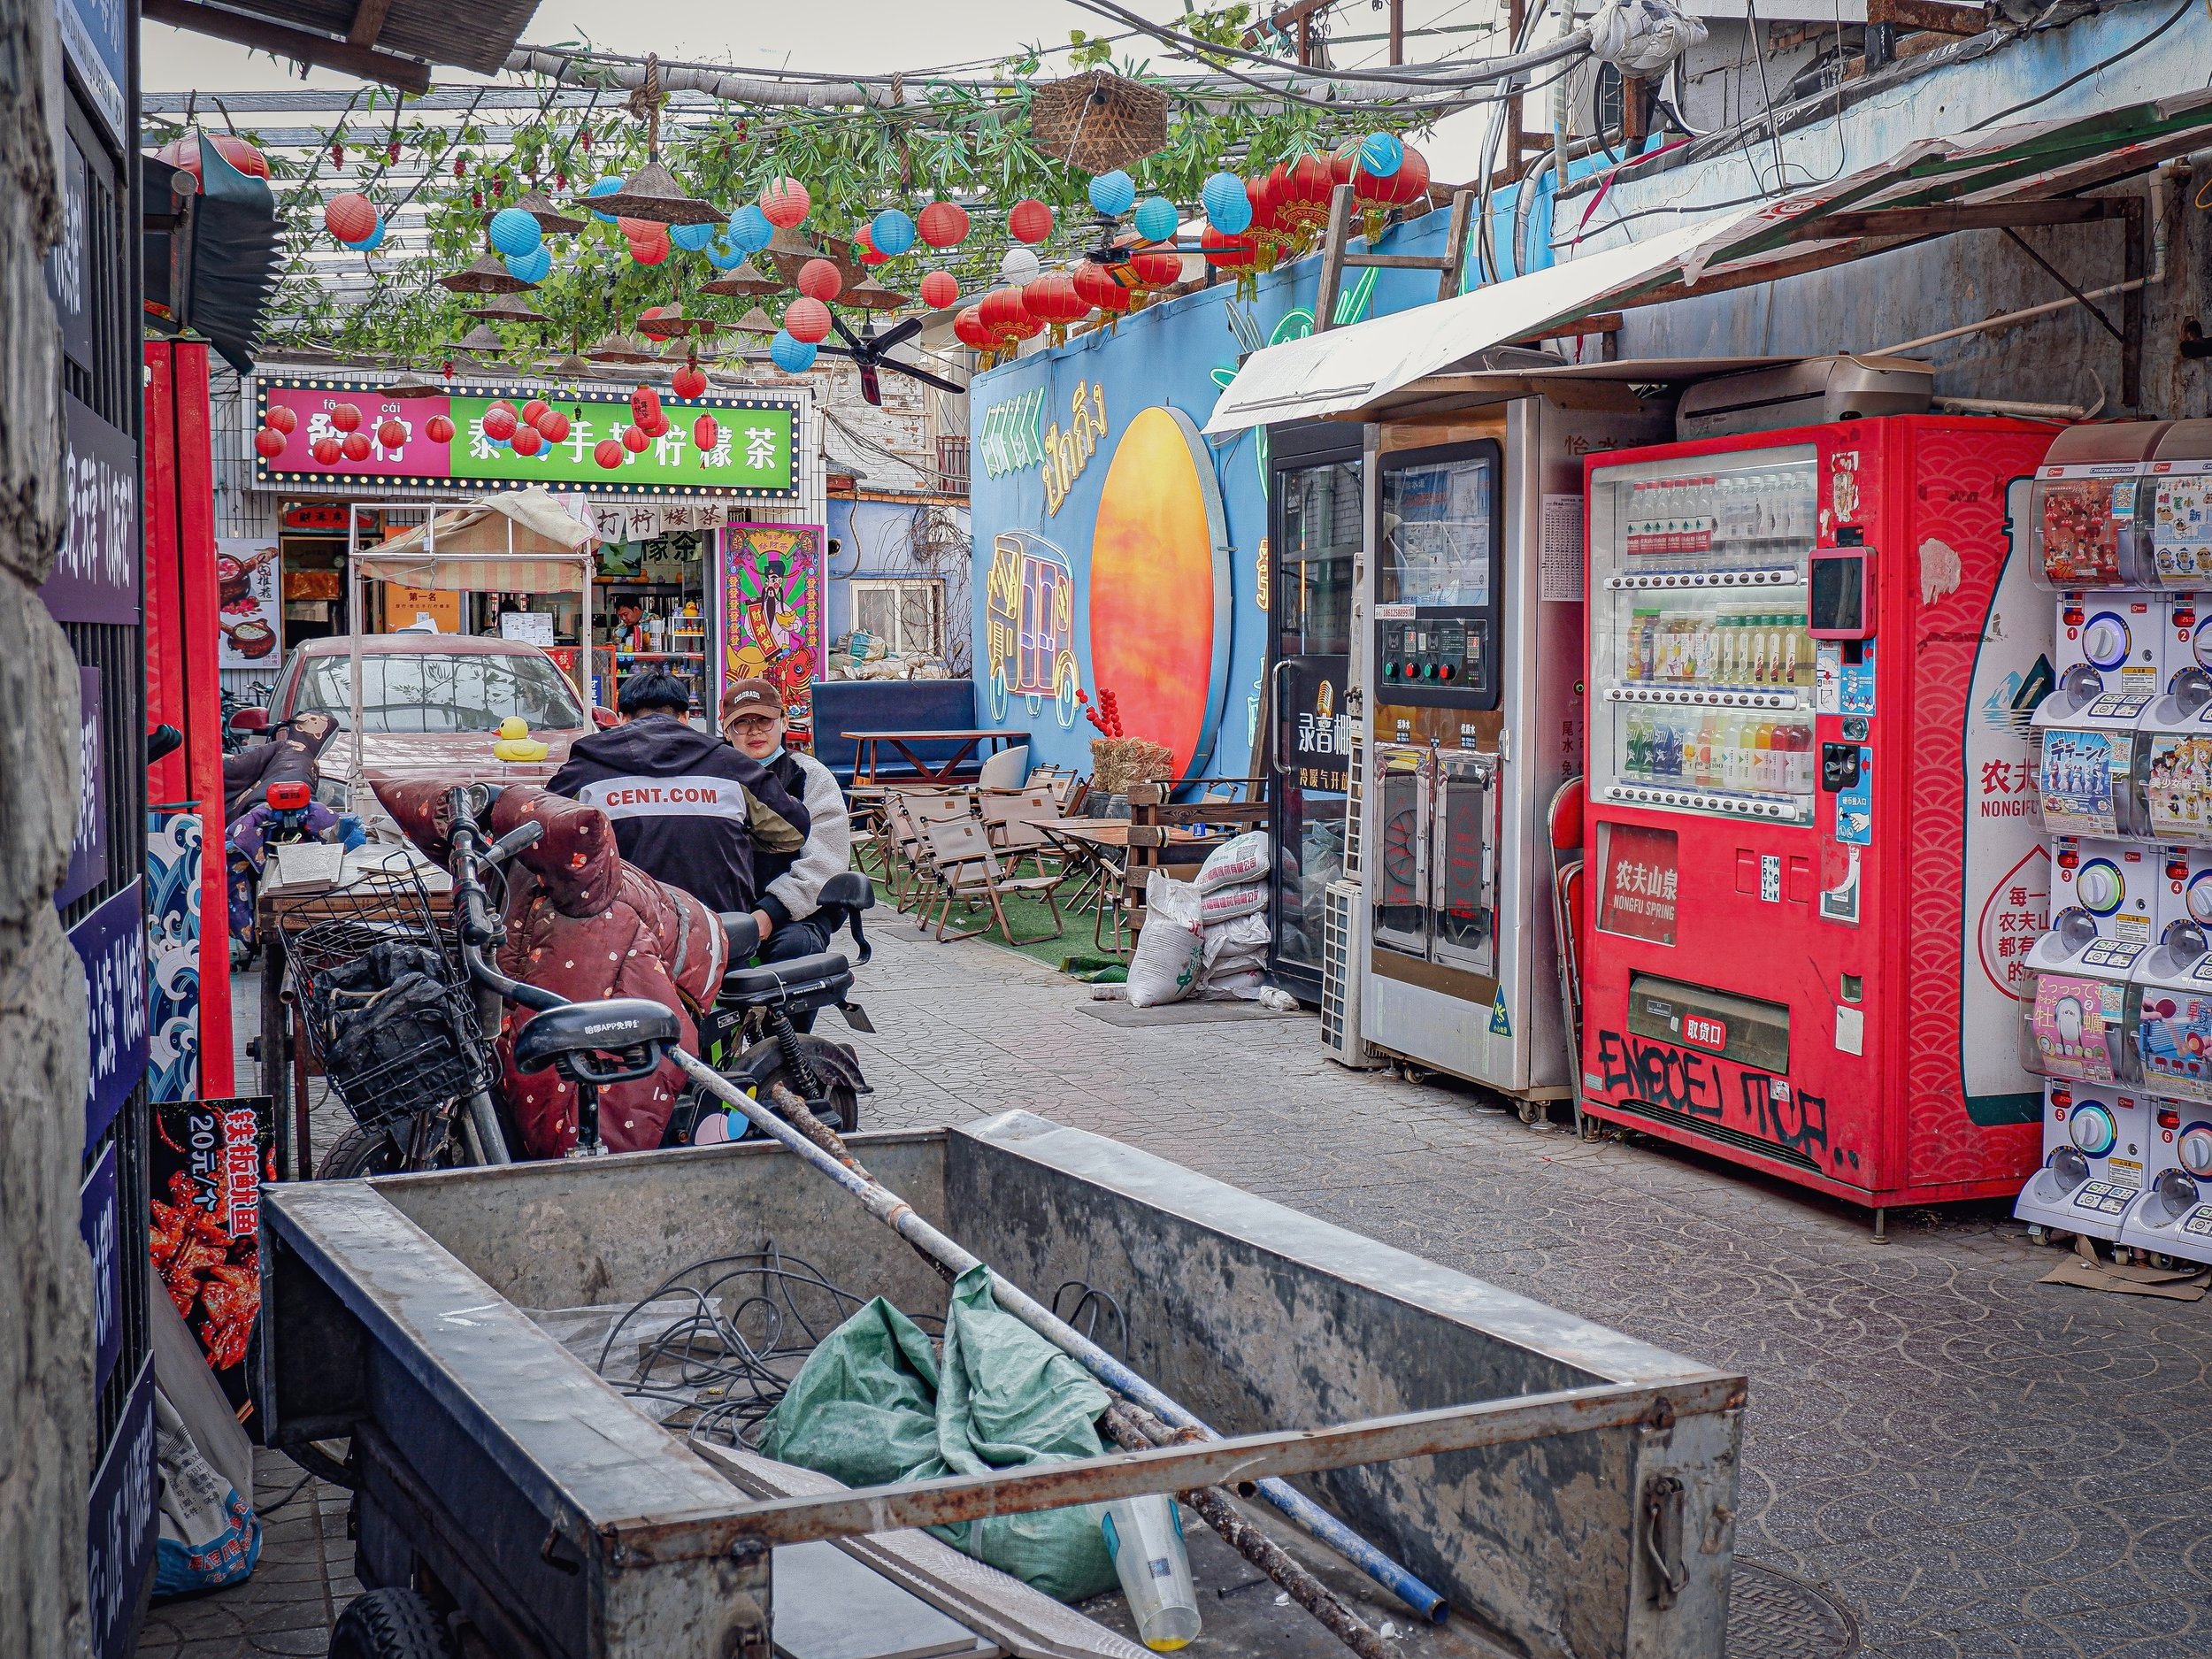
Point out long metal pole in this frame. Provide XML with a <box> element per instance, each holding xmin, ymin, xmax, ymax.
<box><xmin>676</xmin><ymin>1056</ymin><xmax>1450</xmax><ymax>1624</ymax></box>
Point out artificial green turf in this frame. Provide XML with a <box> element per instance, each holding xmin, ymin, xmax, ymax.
<box><xmin>868</xmin><ymin>874</ymin><xmax>1119</xmax><ymax>972</ymax></box>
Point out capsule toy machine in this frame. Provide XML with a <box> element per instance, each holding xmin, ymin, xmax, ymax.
<box><xmin>1578</xmin><ymin>416</ymin><xmax>2060</xmax><ymax>1214</ymax></box>
<box><xmin>1357</xmin><ymin>394</ymin><xmax>1668</xmax><ymax>1102</ymax></box>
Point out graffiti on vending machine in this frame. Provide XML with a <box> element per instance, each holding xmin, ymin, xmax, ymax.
<box><xmin>1593</xmin><ymin>1027</ymin><xmax>1842</xmax><ymax>1168</ymax></box>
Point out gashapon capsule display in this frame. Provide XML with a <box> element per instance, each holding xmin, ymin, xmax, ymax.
<box><xmin>2031</xmin><ymin>423</ymin><xmax>2170</xmax><ymax>589</ymax></box>
<box><xmin>2013</xmin><ymin>1082</ymin><xmax>2154</xmax><ymax>1242</ymax></box>
<box><xmin>2116</xmin><ymin>1099</ymin><xmax>2212</xmax><ymax>1261</ymax></box>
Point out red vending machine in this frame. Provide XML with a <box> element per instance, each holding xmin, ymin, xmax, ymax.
<box><xmin>1578</xmin><ymin>416</ymin><xmax>2058</xmax><ymax>1211</ymax></box>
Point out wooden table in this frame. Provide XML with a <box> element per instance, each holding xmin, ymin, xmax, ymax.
<box><xmin>846</xmin><ymin>728</ymin><xmax>1030</xmax><ymax>787</ymax></box>
<box><xmin>1040</xmin><ymin>821</ymin><xmax>1218</xmax><ymax>920</ymax></box>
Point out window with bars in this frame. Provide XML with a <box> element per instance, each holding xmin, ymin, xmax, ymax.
<box><xmin>851</xmin><ymin>578</ymin><xmax>946</xmax><ymax>659</ymax></box>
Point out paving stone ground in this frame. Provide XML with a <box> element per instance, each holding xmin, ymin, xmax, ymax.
<box><xmin>171</xmin><ymin>926</ymin><xmax>2212</xmax><ymax>1657</ymax></box>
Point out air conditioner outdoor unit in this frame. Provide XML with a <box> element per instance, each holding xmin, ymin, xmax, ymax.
<box><xmin>1320</xmin><ymin>878</ymin><xmax>1383</xmax><ymax>1069</ymax></box>
<box><xmin>1676</xmin><ymin>354</ymin><xmax>1932</xmax><ymax>440</ymax></box>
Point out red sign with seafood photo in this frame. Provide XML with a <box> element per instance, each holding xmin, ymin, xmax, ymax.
<box><xmin>150</xmin><ymin>1095</ymin><xmax>275</xmax><ymax>1417</ymax></box>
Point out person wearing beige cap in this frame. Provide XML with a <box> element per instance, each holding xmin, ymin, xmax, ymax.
<box><xmin>721</xmin><ymin>679</ymin><xmax>851</xmax><ymax>1022</ymax></box>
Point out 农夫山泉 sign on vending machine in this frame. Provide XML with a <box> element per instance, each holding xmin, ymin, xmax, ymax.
<box><xmin>254</xmin><ymin>381</ymin><xmax>800</xmax><ymax>498</ymax></box>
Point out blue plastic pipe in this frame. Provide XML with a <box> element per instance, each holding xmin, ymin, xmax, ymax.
<box><xmin>674</xmin><ymin>1056</ymin><xmax>1451</xmax><ymax>1624</ymax></box>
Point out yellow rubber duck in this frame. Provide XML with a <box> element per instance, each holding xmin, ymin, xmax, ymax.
<box><xmin>494</xmin><ymin>716</ymin><xmax>549</xmax><ymax>763</ymax></box>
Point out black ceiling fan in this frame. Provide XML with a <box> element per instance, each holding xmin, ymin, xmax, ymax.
<box><xmin>814</xmin><ymin>312</ymin><xmax>967</xmax><ymax>406</ymax></box>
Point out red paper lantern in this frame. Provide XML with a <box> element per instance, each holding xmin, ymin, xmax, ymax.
<box><xmin>537</xmin><ymin>410</ymin><xmax>570</xmax><ymax>444</ymax></box>
<box><xmin>324</xmin><ymin>193</ymin><xmax>378</xmax><ymax>244</ymax></box>
<box><xmin>641</xmin><ymin>410</ymin><xmax>670</xmax><ymax>439</ymax></box>
<box><xmin>693</xmin><ymin>415</ymin><xmax>719</xmax><ymax>454</ymax></box>
<box><xmin>854</xmin><ymin>229</ymin><xmax>891</xmax><ymax>268</ymax></box>
<box><xmin>1022</xmin><ymin>273</ymin><xmax>1087</xmax><ymax>326</ymax></box>
<box><xmin>511</xmin><ymin>425</ymin><xmax>543</xmax><ymax>457</ymax></box>
<box><xmin>952</xmin><ymin>306</ymin><xmax>992</xmax><ymax>350</ymax></box>
<box><xmin>425</xmin><ymin>415</ymin><xmax>456</xmax><ymax>445</ymax></box>
<box><xmin>1127</xmin><ymin>246</ymin><xmax>1183</xmax><ymax>288</ymax></box>
<box><xmin>341</xmin><ymin>431</ymin><xmax>373</xmax><ymax>462</ymax></box>
<box><xmin>521</xmin><ymin>399</ymin><xmax>550</xmax><ymax>428</ymax></box>
<box><xmin>481</xmin><ymin>405</ymin><xmax>518</xmax><ymax>442</ymax></box>
<box><xmin>672</xmin><ymin>365</ymin><xmax>708</xmax><ymax>400</ymax></box>
<box><xmin>630</xmin><ymin>386</ymin><xmax>661</xmax><ymax>426</ymax></box>
<box><xmin>265</xmin><ymin>405</ymin><xmax>297</xmax><ymax>434</ymax></box>
<box><xmin>377</xmin><ymin>419</ymin><xmax>406</xmax><ymax>449</ymax></box>
<box><xmin>977</xmin><ymin>287</ymin><xmax>1040</xmax><ymax>349</ymax></box>
<box><xmin>1244</xmin><ymin>171</ymin><xmax>1282</xmax><ymax>233</ymax></box>
<box><xmin>595</xmin><ymin>438</ymin><xmax>625</xmax><ymax>469</ymax></box>
<box><xmin>918</xmin><ymin>201</ymin><xmax>970</xmax><ymax>249</ymax></box>
<box><xmin>1279</xmin><ymin>154</ymin><xmax>1336</xmax><ymax>219</ymax></box>
<box><xmin>311</xmin><ymin>436</ymin><xmax>342</xmax><ymax>465</ymax></box>
<box><xmin>630</xmin><ymin>236</ymin><xmax>670</xmax><ymax>266</ymax></box>
<box><xmin>159</xmin><ymin>134</ymin><xmax>269</xmax><ymax>183</ymax></box>
<box><xmin>759</xmin><ymin>177</ymin><xmax>810</xmax><ymax>229</ymax></box>
<box><xmin>784</xmin><ymin>296</ymin><xmax>833</xmax><ymax>344</ymax></box>
<box><xmin>1355</xmin><ymin>145</ymin><xmax>1430</xmax><ymax>209</ymax></box>
<box><xmin>1071</xmin><ymin>262</ymin><xmax>1133</xmax><ymax>314</ymax></box>
<box><xmin>622</xmin><ymin>424</ymin><xmax>652</xmax><ymax>454</ymax></box>
<box><xmin>1008</xmin><ymin>198</ymin><xmax>1054</xmax><ymax>244</ymax></box>
<box><xmin>617</xmin><ymin>217</ymin><xmax>664</xmax><ymax>242</ymax></box>
<box><xmin>1202</xmin><ymin>225</ymin><xmax>1256</xmax><ymax>268</ymax></box>
<box><xmin>919</xmin><ymin>271</ymin><xmax>961</xmax><ymax>310</ymax></box>
<box><xmin>1330</xmin><ymin>145</ymin><xmax>1358</xmax><ymax>187</ymax></box>
<box><xmin>253</xmin><ymin>427</ymin><xmax>287</xmax><ymax>459</ymax></box>
<box><xmin>330</xmin><ymin>403</ymin><xmax>362</xmax><ymax>432</ymax></box>
<box><xmin>796</xmin><ymin>258</ymin><xmax>842</xmax><ymax>302</ymax></box>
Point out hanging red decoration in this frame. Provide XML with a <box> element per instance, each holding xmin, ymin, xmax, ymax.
<box><xmin>1202</xmin><ymin>225</ymin><xmax>1257</xmax><ymax>268</ymax></box>
<box><xmin>537</xmin><ymin>410</ymin><xmax>571</xmax><ymax>444</ymax></box>
<box><xmin>311</xmin><ymin>436</ymin><xmax>342</xmax><ymax>465</ymax></box>
<box><xmin>329</xmin><ymin>403</ymin><xmax>362</xmax><ymax>432</ymax></box>
<box><xmin>511</xmin><ymin>425</ymin><xmax>544</xmax><ymax>457</ymax></box>
<box><xmin>157</xmin><ymin>134</ymin><xmax>269</xmax><ymax>181</ymax></box>
<box><xmin>758</xmin><ymin>177</ymin><xmax>810</xmax><ymax>229</ymax></box>
<box><xmin>253</xmin><ymin>427</ymin><xmax>287</xmax><ymax>459</ymax></box>
<box><xmin>1355</xmin><ymin>145</ymin><xmax>1429</xmax><ymax>209</ymax></box>
<box><xmin>481</xmin><ymin>405</ymin><xmax>518</xmax><ymax>442</ymax></box>
<box><xmin>617</xmin><ymin>217</ymin><xmax>664</xmax><ymax>242</ymax></box>
<box><xmin>952</xmin><ymin>306</ymin><xmax>993</xmax><ymax>350</ymax></box>
<box><xmin>595</xmin><ymin>437</ymin><xmax>624</xmax><ymax>469</ymax></box>
<box><xmin>1126</xmin><ymin>246</ymin><xmax>1183</xmax><ymax>288</ymax></box>
<box><xmin>264</xmin><ymin>404</ymin><xmax>297</xmax><ymax>434</ymax></box>
<box><xmin>622</xmin><ymin>424</ymin><xmax>652</xmax><ymax>454</ymax></box>
<box><xmin>425</xmin><ymin>415</ymin><xmax>456</xmax><ymax>445</ymax></box>
<box><xmin>331</xmin><ymin>142</ymin><xmax>344</xmax><ymax>169</ymax></box>
<box><xmin>1071</xmin><ymin>262</ymin><xmax>1133</xmax><ymax>314</ymax></box>
<box><xmin>341</xmin><ymin>431</ymin><xmax>373</xmax><ymax>462</ymax></box>
<box><xmin>376</xmin><ymin>419</ymin><xmax>406</xmax><ymax>449</ymax></box>
<box><xmin>521</xmin><ymin>399</ymin><xmax>550</xmax><ymax>428</ymax></box>
<box><xmin>1007</xmin><ymin>198</ymin><xmax>1054</xmax><ymax>244</ymax></box>
<box><xmin>388</xmin><ymin>141</ymin><xmax>401</xmax><ymax>165</ymax></box>
<box><xmin>918</xmin><ymin>201</ymin><xmax>970</xmax><ymax>249</ymax></box>
<box><xmin>323</xmin><ymin>193</ymin><xmax>378</xmax><ymax>244</ymax></box>
<box><xmin>1276</xmin><ymin>155</ymin><xmax>1336</xmax><ymax>227</ymax></box>
<box><xmin>919</xmin><ymin>271</ymin><xmax>961</xmax><ymax>310</ymax></box>
<box><xmin>977</xmin><ymin>287</ymin><xmax>1041</xmax><ymax>349</ymax></box>
<box><xmin>784</xmin><ymin>296</ymin><xmax>833</xmax><ymax>344</ymax></box>
<box><xmin>630</xmin><ymin>386</ymin><xmax>661</xmax><ymax>427</ymax></box>
<box><xmin>853</xmin><ymin>228</ymin><xmax>891</xmax><ymax>267</ymax></box>
<box><xmin>629</xmin><ymin>236</ymin><xmax>671</xmax><ymax>266</ymax></box>
<box><xmin>488</xmin><ymin>399</ymin><xmax>519</xmax><ymax>422</ymax></box>
<box><xmin>1022</xmin><ymin>273</ymin><xmax>1087</xmax><ymax>326</ymax></box>
<box><xmin>796</xmin><ymin>258</ymin><xmax>842</xmax><ymax>302</ymax></box>
<box><xmin>672</xmin><ymin>365</ymin><xmax>709</xmax><ymax>400</ymax></box>
<box><xmin>641</xmin><ymin>410</ymin><xmax>670</xmax><ymax>438</ymax></box>
<box><xmin>693</xmin><ymin>415</ymin><xmax>719</xmax><ymax>455</ymax></box>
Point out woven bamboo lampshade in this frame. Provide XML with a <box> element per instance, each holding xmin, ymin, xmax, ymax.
<box><xmin>842</xmin><ymin>279</ymin><xmax>910</xmax><ymax>311</ymax></box>
<box><xmin>512</xmin><ymin>188</ymin><xmax>586</xmax><ymax>234</ymax></box>
<box><xmin>447</xmin><ymin>325</ymin><xmax>511</xmax><ymax>356</ymax></box>
<box><xmin>1028</xmin><ymin>71</ymin><xmax>1170</xmax><ymax>173</ymax></box>
<box><xmin>636</xmin><ymin>304</ymin><xmax>719</xmax><ymax>340</ymax></box>
<box><xmin>465</xmin><ymin>290</ymin><xmax>549</xmax><ymax>325</ymax></box>
<box><xmin>380</xmin><ymin>372</ymin><xmax>447</xmax><ymax>399</ymax></box>
<box><xmin>584</xmin><ymin>332</ymin><xmax>659</xmax><ymax>365</ymax></box>
<box><xmin>763</xmin><ymin>228</ymin><xmax>865</xmax><ymax>291</ymax></box>
<box><xmin>542</xmin><ymin>352</ymin><xmax>594</xmax><ymax>377</ymax></box>
<box><xmin>728</xmin><ymin>306</ymin><xmax>779</xmax><ymax>335</ymax></box>
<box><xmin>437</xmin><ymin>251</ymin><xmax>534</xmax><ymax>295</ymax></box>
<box><xmin>698</xmin><ymin>259</ymin><xmax>783</xmax><ymax>298</ymax></box>
<box><xmin>574</xmin><ymin>157</ymin><xmax>723</xmax><ymax>226</ymax></box>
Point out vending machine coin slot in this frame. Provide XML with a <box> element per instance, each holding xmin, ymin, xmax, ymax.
<box><xmin>1821</xmin><ymin>743</ymin><xmax>1862</xmax><ymax>792</ymax></box>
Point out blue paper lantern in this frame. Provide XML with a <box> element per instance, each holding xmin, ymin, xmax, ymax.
<box><xmin>707</xmin><ymin>236</ymin><xmax>744</xmax><ymax>270</ymax></box>
<box><xmin>727</xmin><ymin>203</ymin><xmax>775</xmax><ymax>252</ymax></box>
<box><xmin>488</xmin><ymin>207</ymin><xmax>543</xmax><ymax>257</ymax></box>
<box><xmin>870</xmin><ymin>208</ymin><xmax>917</xmax><ymax>257</ymax></box>
<box><xmin>503</xmin><ymin>244</ymin><xmax>550</xmax><ymax>282</ymax></box>
<box><xmin>345</xmin><ymin>218</ymin><xmax>386</xmax><ymax>253</ymax></box>
<box><xmin>1087</xmin><ymin>170</ymin><xmax>1136</xmax><ymax>218</ymax></box>
<box><xmin>1359</xmin><ymin>131</ymin><xmax>1404</xmax><ymax>178</ymax></box>
<box><xmin>670</xmin><ymin>219</ymin><xmax>718</xmax><ymax>251</ymax></box>
<box><xmin>1132</xmin><ymin>196</ymin><xmax>1179</xmax><ymax>243</ymax></box>
<box><xmin>769</xmin><ymin>330</ymin><xmax>818</xmax><ymax>373</ymax></box>
<box><xmin>1201</xmin><ymin>171</ymin><xmax>1252</xmax><ymax>235</ymax></box>
<box><xmin>586</xmin><ymin>176</ymin><xmax>625</xmax><ymax>224</ymax></box>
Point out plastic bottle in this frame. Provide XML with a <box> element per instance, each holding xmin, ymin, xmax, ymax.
<box><xmin>1623</xmin><ymin>710</ymin><xmax>1646</xmax><ymax>780</ymax></box>
<box><xmin>1693</xmin><ymin>604</ymin><xmax>1718</xmax><ymax>684</ymax></box>
<box><xmin>1697</xmin><ymin>715</ymin><xmax>1720</xmax><ymax>789</ymax></box>
<box><xmin>1102</xmin><ymin>1497</ymin><xmax>1202</xmax><ymax>1652</ymax></box>
<box><xmin>1720</xmin><ymin>715</ymin><xmax>1745</xmax><ymax>791</ymax></box>
<box><xmin>1751</xmin><ymin>721</ymin><xmax>1774</xmax><ymax>791</ymax></box>
<box><xmin>1786</xmin><ymin>722</ymin><xmax>1815</xmax><ymax>794</ymax></box>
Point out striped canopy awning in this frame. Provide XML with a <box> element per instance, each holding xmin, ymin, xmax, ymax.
<box><xmin>350</xmin><ymin>554</ymin><xmax>588</xmax><ymax>594</ymax></box>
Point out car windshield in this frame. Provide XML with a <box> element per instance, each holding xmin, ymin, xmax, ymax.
<box><xmin>296</xmin><ymin>651</ymin><xmax>586</xmax><ymax>733</ymax></box>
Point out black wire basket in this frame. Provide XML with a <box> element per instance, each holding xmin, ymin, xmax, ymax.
<box><xmin>287</xmin><ymin>875</ymin><xmax>493</xmax><ymax>1135</ymax></box>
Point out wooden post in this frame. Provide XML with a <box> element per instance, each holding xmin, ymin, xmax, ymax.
<box><xmin>1507</xmin><ymin>0</ymin><xmax>1527</xmax><ymax>182</ymax></box>
<box><xmin>1438</xmin><ymin>189</ymin><xmax>1476</xmax><ymax>301</ymax></box>
<box><xmin>1388</xmin><ymin>0</ymin><xmax>1403</xmax><ymax>64</ymax></box>
<box><xmin>1315</xmin><ymin>183</ymin><xmax>1356</xmax><ymax>334</ymax></box>
<box><xmin>2123</xmin><ymin>193</ymin><xmax>2145</xmax><ymax>409</ymax></box>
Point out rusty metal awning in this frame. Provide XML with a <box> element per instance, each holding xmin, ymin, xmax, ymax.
<box><xmin>1207</xmin><ymin>86</ymin><xmax>2212</xmax><ymax>434</ymax></box>
<box><xmin>142</xmin><ymin>0</ymin><xmax>541</xmax><ymax>90</ymax></box>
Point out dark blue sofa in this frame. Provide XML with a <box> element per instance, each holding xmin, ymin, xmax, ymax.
<box><xmin>811</xmin><ymin>679</ymin><xmax>981</xmax><ymax>787</ymax></box>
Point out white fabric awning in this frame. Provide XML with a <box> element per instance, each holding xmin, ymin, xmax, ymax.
<box><xmin>355</xmin><ymin>486</ymin><xmax>598</xmax><ymax>593</ymax></box>
<box><xmin>1203</xmin><ymin>218</ymin><xmax>1718</xmax><ymax>434</ymax></box>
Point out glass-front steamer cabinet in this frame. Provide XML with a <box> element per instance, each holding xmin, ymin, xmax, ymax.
<box><xmin>1586</xmin><ymin>444</ymin><xmax>1820</xmax><ymax>825</ymax></box>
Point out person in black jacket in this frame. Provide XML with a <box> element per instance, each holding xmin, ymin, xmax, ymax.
<box><xmin>546</xmin><ymin>670</ymin><xmax>809</xmax><ymax>917</ymax></box>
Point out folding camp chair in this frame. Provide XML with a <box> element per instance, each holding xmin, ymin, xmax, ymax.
<box><xmin>921</xmin><ymin>818</ymin><xmax>1064</xmax><ymax>946</ymax></box>
<box><xmin>979</xmin><ymin>787</ymin><xmax>1067</xmax><ymax>880</ymax></box>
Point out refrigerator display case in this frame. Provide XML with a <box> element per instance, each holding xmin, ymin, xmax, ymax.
<box><xmin>1579</xmin><ymin>417</ymin><xmax>2061</xmax><ymax>1214</ymax></box>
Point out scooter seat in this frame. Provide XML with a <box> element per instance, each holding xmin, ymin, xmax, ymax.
<box><xmin>513</xmin><ymin>997</ymin><xmax>680</xmax><ymax>1073</ymax></box>
<box><xmin>720</xmin><ymin>952</ymin><xmax>852</xmax><ymax>1004</ymax></box>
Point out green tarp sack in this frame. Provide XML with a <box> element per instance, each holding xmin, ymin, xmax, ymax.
<box><xmin>763</xmin><ymin>1265</ymin><xmax>1118</xmax><ymax>1601</ymax></box>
